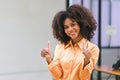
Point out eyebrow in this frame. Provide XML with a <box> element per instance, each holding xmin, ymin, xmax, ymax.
<box><xmin>64</xmin><ymin>21</ymin><xmax>76</xmax><ymax>27</ymax></box>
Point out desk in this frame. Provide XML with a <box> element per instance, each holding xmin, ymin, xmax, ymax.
<box><xmin>94</xmin><ymin>65</ymin><xmax>120</xmax><ymax>80</ymax></box>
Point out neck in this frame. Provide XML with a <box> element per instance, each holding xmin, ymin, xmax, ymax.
<box><xmin>72</xmin><ymin>36</ymin><xmax>83</xmax><ymax>45</ymax></box>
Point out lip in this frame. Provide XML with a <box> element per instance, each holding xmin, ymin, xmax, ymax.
<box><xmin>69</xmin><ymin>31</ymin><xmax>76</xmax><ymax>35</ymax></box>
<box><xmin>69</xmin><ymin>32</ymin><xmax>76</xmax><ymax>37</ymax></box>
<box><xmin>70</xmin><ymin>33</ymin><xmax>75</xmax><ymax>36</ymax></box>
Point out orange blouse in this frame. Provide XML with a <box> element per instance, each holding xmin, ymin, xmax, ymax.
<box><xmin>48</xmin><ymin>38</ymin><xmax>99</xmax><ymax>80</ymax></box>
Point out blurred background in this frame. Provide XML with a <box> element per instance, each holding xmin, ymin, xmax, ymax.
<box><xmin>0</xmin><ymin>0</ymin><xmax>119</xmax><ymax>80</ymax></box>
<box><xmin>0</xmin><ymin>0</ymin><xmax>65</xmax><ymax>80</ymax></box>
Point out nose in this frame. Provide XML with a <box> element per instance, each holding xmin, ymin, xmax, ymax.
<box><xmin>68</xmin><ymin>26</ymin><xmax>73</xmax><ymax>32</ymax></box>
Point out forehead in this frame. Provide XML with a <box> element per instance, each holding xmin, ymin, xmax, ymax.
<box><xmin>64</xmin><ymin>18</ymin><xmax>76</xmax><ymax>25</ymax></box>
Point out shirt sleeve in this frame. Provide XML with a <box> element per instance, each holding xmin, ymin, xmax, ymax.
<box><xmin>48</xmin><ymin>44</ymin><xmax>63</xmax><ymax>80</ymax></box>
<box><xmin>79</xmin><ymin>45</ymin><xmax>99</xmax><ymax>80</ymax></box>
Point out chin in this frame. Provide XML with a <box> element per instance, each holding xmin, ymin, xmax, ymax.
<box><xmin>71</xmin><ymin>35</ymin><xmax>80</xmax><ymax>40</ymax></box>
<box><xmin>71</xmin><ymin>37</ymin><xmax>77</xmax><ymax>40</ymax></box>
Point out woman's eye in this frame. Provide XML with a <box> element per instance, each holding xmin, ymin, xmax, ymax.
<box><xmin>71</xmin><ymin>23</ymin><xmax>75</xmax><ymax>27</ymax></box>
<box><xmin>64</xmin><ymin>26</ymin><xmax>68</xmax><ymax>29</ymax></box>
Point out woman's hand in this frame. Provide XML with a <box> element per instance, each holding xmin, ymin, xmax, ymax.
<box><xmin>40</xmin><ymin>41</ymin><xmax>52</xmax><ymax>64</ymax></box>
<box><xmin>82</xmin><ymin>43</ymin><xmax>92</xmax><ymax>66</ymax></box>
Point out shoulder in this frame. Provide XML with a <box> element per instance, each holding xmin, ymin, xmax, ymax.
<box><xmin>87</xmin><ymin>41</ymin><xmax>99</xmax><ymax>52</ymax></box>
<box><xmin>54</xmin><ymin>42</ymin><xmax>65</xmax><ymax>57</ymax></box>
<box><xmin>89</xmin><ymin>42</ymin><xmax>99</xmax><ymax>48</ymax></box>
<box><xmin>55</xmin><ymin>42</ymin><xmax>65</xmax><ymax>50</ymax></box>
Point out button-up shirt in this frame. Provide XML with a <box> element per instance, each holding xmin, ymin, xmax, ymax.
<box><xmin>48</xmin><ymin>38</ymin><xmax>99</xmax><ymax>80</ymax></box>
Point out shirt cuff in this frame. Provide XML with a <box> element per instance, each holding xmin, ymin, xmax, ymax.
<box><xmin>48</xmin><ymin>59</ymin><xmax>62</xmax><ymax>79</ymax></box>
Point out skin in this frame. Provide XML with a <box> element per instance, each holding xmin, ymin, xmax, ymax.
<box><xmin>64</xmin><ymin>18</ymin><xmax>91</xmax><ymax>66</ymax></box>
<box><xmin>40</xmin><ymin>18</ymin><xmax>91</xmax><ymax>66</ymax></box>
<box><xmin>64</xmin><ymin>18</ymin><xmax>82</xmax><ymax>45</ymax></box>
<box><xmin>41</xmin><ymin>41</ymin><xmax>52</xmax><ymax>64</ymax></box>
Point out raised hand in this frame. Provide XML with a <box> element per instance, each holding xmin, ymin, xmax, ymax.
<box><xmin>82</xmin><ymin>42</ymin><xmax>91</xmax><ymax>66</ymax></box>
<box><xmin>40</xmin><ymin>41</ymin><xmax>52</xmax><ymax>64</ymax></box>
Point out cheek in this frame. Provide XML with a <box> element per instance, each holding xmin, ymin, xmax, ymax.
<box><xmin>76</xmin><ymin>27</ymin><xmax>80</xmax><ymax>33</ymax></box>
<box><xmin>64</xmin><ymin>30</ymin><xmax>70</xmax><ymax>36</ymax></box>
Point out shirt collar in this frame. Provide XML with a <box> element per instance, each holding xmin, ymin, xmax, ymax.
<box><xmin>64</xmin><ymin>38</ymin><xmax>88</xmax><ymax>49</ymax></box>
<box><xmin>64</xmin><ymin>40</ymin><xmax>72</xmax><ymax>49</ymax></box>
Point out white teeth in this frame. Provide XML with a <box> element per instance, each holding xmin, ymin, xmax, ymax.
<box><xmin>70</xmin><ymin>31</ymin><xmax>75</xmax><ymax>35</ymax></box>
<box><xmin>70</xmin><ymin>32</ymin><xmax>75</xmax><ymax>36</ymax></box>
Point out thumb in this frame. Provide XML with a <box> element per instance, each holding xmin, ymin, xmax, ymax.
<box><xmin>47</xmin><ymin>40</ymin><xmax>51</xmax><ymax>49</ymax></box>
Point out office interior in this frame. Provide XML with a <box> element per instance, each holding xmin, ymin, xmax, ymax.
<box><xmin>0</xmin><ymin>0</ymin><xmax>119</xmax><ymax>80</ymax></box>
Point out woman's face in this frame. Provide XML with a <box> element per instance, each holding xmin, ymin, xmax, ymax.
<box><xmin>64</xmin><ymin>18</ymin><xmax>81</xmax><ymax>40</ymax></box>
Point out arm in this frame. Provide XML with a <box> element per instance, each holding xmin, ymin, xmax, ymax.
<box><xmin>48</xmin><ymin>44</ymin><xmax>63</xmax><ymax>80</ymax></box>
<box><xmin>79</xmin><ymin>45</ymin><xmax>99</xmax><ymax>80</ymax></box>
<box><xmin>40</xmin><ymin>42</ymin><xmax>63</xmax><ymax>80</ymax></box>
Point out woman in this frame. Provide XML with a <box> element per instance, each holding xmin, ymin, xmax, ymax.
<box><xmin>40</xmin><ymin>4</ymin><xmax>99</xmax><ymax>80</ymax></box>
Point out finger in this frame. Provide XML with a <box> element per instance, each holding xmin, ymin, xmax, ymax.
<box><xmin>86</xmin><ymin>43</ymin><xmax>90</xmax><ymax>50</ymax></box>
<box><xmin>82</xmin><ymin>42</ymin><xmax>89</xmax><ymax>54</ymax></box>
<box><xmin>41</xmin><ymin>50</ymin><xmax>46</xmax><ymax>57</ymax></box>
<box><xmin>47</xmin><ymin>40</ymin><xmax>51</xmax><ymax>49</ymax></box>
<box><xmin>41</xmin><ymin>49</ymin><xmax>49</xmax><ymax>57</ymax></box>
<box><xmin>82</xmin><ymin>42</ymin><xmax>85</xmax><ymax>50</ymax></box>
<box><xmin>41</xmin><ymin>53</ymin><xmax>45</xmax><ymax>57</ymax></box>
<box><xmin>82</xmin><ymin>42</ymin><xmax>90</xmax><ymax>51</ymax></box>
<box><xmin>43</xmin><ymin>49</ymin><xmax>48</xmax><ymax>53</ymax></box>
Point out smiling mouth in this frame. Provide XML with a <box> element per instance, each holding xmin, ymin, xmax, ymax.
<box><xmin>69</xmin><ymin>31</ymin><xmax>76</xmax><ymax>35</ymax></box>
<box><xmin>69</xmin><ymin>32</ymin><xmax>76</xmax><ymax>37</ymax></box>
